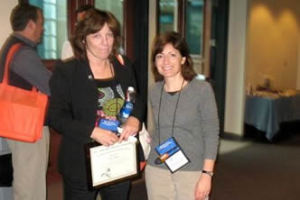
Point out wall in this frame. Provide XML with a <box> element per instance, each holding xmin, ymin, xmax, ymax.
<box><xmin>0</xmin><ymin>0</ymin><xmax>17</xmax><ymax>46</ymax></box>
<box><xmin>245</xmin><ymin>0</ymin><xmax>300</xmax><ymax>90</ymax></box>
<box><xmin>224</xmin><ymin>0</ymin><xmax>248</xmax><ymax>136</ymax></box>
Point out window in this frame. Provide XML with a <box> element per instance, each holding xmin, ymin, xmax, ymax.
<box><xmin>185</xmin><ymin>0</ymin><xmax>205</xmax><ymax>75</ymax></box>
<box><xmin>158</xmin><ymin>0</ymin><xmax>178</xmax><ymax>33</ymax></box>
<box><xmin>29</xmin><ymin>0</ymin><xmax>67</xmax><ymax>59</ymax></box>
<box><xmin>185</xmin><ymin>0</ymin><xmax>204</xmax><ymax>55</ymax></box>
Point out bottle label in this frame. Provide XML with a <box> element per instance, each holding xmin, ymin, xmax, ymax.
<box><xmin>119</xmin><ymin>102</ymin><xmax>133</xmax><ymax>119</ymax></box>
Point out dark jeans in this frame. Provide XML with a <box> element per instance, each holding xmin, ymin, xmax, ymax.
<box><xmin>63</xmin><ymin>176</ymin><xmax>130</xmax><ymax>200</ymax></box>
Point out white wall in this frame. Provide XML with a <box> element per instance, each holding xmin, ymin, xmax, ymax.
<box><xmin>0</xmin><ymin>0</ymin><xmax>18</xmax><ymax>46</ymax></box>
<box><xmin>224</xmin><ymin>0</ymin><xmax>248</xmax><ymax>136</ymax></box>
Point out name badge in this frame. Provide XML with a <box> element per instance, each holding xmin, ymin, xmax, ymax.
<box><xmin>99</xmin><ymin>119</ymin><xmax>120</xmax><ymax>133</ymax></box>
<box><xmin>155</xmin><ymin>137</ymin><xmax>190</xmax><ymax>173</ymax></box>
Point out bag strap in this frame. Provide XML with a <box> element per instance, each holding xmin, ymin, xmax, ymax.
<box><xmin>2</xmin><ymin>43</ymin><xmax>23</xmax><ymax>85</ymax></box>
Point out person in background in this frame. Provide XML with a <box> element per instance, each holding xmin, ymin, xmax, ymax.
<box><xmin>61</xmin><ymin>4</ymin><xmax>93</xmax><ymax>60</ymax></box>
<box><xmin>48</xmin><ymin>9</ymin><xmax>144</xmax><ymax>200</ymax></box>
<box><xmin>0</xmin><ymin>3</ymin><xmax>52</xmax><ymax>200</ymax></box>
<box><xmin>145</xmin><ymin>31</ymin><xmax>219</xmax><ymax>200</ymax></box>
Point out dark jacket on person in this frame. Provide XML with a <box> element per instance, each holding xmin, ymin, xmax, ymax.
<box><xmin>48</xmin><ymin>57</ymin><xmax>145</xmax><ymax>183</ymax></box>
<box><xmin>0</xmin><ymin>34</ymin><xmax>51</xmax><ymax>95</ymax></box>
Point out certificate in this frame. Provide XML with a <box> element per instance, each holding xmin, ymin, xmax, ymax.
<box><xmin>85</xmin><ymin>136</ymin><xmax>139</xmax><ymax>189</ymax></box>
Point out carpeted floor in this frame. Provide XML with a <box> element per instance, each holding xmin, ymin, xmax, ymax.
<box><xmin>47</xmin><ymin>129</ymin><xmax>300</xmax><ymax>200</ymax></box>
<box><xmin>210</xmin><ymin>132</ymin><xmax>300</xmax><ymax>200</ymax></box>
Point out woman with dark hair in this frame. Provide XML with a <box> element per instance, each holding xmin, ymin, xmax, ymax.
<box><xmin>145</xmin><ymin>31</ymin><xmax>219</xmax><ymax>200</ymax></box>
<box><xmin>48</xmin><ymin>9</ymin><xmax>144</xmax><ymax>200</ymax></box>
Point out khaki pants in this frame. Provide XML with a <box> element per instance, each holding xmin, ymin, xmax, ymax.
<box><xmin>145</xmin><ymin>165</ymin><xmax>207</xmax><ymax>200</ymax></box>
<box><xmin>7</xmin><ymin>126</ymin><xmax>50</xmax><ymax>200</ymax></box>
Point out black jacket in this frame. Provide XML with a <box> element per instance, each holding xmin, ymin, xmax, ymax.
<box><xmin>48</xmin><ymin>57</ymin><xmax>145</xmax><ymax>182</ymax></box>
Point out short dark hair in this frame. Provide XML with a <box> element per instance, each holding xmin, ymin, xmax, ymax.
<box><xmin>10</xmin><ymin>4</ymin><xmax>41</xmax><ymax>31</ymax></box>
<box><xmin>72</xmin><ymin>9</ymin><xmax>121</xmax><ymax>60</ymax></box>
<box><xmin>151</xmin><ymin>31</ymin><xmax>196</xmax><ymax>82</ymax></box>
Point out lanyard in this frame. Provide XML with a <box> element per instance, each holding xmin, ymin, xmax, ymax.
<box><xmin>157</xmin><ymin>79</ymin><xmax>185</xmax><ymax>144</ymax></box>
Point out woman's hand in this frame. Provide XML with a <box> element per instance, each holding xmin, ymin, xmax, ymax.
<box><xmin>119</xmin><ymin>116</ymin><xmax>140</xmax><ymax>141</ymax></box>
<box><xmin>194</xmin><ymin>174</ymin><xmax>212</xmax><ymax>200</ymax></box>
<box><xmin>90</xmin><ymin>127</ymin><xmax>119</xmax><ymax>146</ymax></box>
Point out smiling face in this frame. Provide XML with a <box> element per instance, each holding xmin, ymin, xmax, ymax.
<box><xmin>155</xmin><ymin>43</ymin><xmax>186</xmax><ymax>80</ymax></box>
<box><xmin>85</xmin><ymin>23</ymin><xmax>114</xmax><ymax>61</ymax></box>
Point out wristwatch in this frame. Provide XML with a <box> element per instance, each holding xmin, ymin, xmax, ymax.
<box><xmin>202</xmin><ymin>170</ymin><xmax>214</xmax><ymax>177</ymax></box>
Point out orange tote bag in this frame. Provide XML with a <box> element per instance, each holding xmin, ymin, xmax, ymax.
<box><xmin>0</xmin><ymin>43</ymin><xmax>48</xmax><ymax>142</ymax></box>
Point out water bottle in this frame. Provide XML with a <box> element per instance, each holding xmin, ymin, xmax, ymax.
<box><xmin>118</xmin><ymin>86</ymin><xmax>135</xmax><ymax>124</ymax></box>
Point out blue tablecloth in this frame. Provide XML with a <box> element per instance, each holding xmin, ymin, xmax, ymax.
<box><xmin>244</xmin><ymin>94</ymin><xmax>300</xmax><ymax>140</ymax></box>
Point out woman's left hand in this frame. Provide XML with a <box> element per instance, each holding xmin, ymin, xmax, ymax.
<box><xmin>194</xmin><ymin>174</ymin><xmax>212</xmax><ymax>200</ymax></box>
<box><xmin>119</xmin><ymin>116</ymin><xmax>140</xmax><ymax>141</ymax></box>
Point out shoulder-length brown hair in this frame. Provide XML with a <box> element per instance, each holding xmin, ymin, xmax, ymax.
<box><xmin>71</xmin><ymin>9</ymin><xmax>121</xmax><ymax>60</ymax></box>
<box><xmin>151</xmin><ymin>31</ymin><xmax>196</xmax><ymax>82</ymax></box>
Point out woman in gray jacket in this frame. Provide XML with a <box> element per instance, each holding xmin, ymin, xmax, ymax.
<box><xmin>145</xmin><ymin>31</ymin><xmax>219</xmax><ymax>200</ymax></box>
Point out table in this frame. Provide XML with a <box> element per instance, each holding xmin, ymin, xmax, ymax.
<box><xmin>244</xmin><ymin>94</ymin><xmax>300</xmax><ymax>141</ymax></box>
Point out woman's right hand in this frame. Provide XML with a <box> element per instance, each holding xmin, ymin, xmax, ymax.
<box><xmin>90</xmin><ymin>127</ymin><xmax>119</xmax><ymax>146</ymax></box>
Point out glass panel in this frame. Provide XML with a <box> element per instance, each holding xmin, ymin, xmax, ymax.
<box><xmin>44</xmin><ymin>0</ymin><xmax>56</xmax><ymax>3</ymax></box>
<box><xmin>158</xmin><ymin>0</ymin><xmax>178</xmax><ymax>33</ymax></box>
<box><xmin>44</xmin><ymin>36</ymin><xmax>57</xmax><ymax>50</ymax></box>
<box><xmin>185</xmin><ymin>0</ymin><xmax>204</xmax><ymax>74</ymax></box>
<box><xmin>185</xmin><ymin>0</ymin><xmax>204</xmax><ymax>55</ymax></box>
<box><xmin>44</xmin><ymin>21</ymin><xmax>57</xmax><ymax>36</ymax></box>
<box><xmin>29</xmin><ymin>0</ymin><xmax>67</xmax><ymax>59</ymax></box>
<box><xmin>43</xmin><ymin>4</ymin><xmax>56</xmax><ymax>20</ymax></box>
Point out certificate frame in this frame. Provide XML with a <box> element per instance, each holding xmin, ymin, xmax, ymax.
<box><xmin>85</xmin><ymin>137</ymin><xmax>139</xmax><ymax>190</ymax></box>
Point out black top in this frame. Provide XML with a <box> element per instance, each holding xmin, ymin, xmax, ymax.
<box><xmin>48</xmin><ymin>57</ymin><xmax>145</xmax><ymax>183</ymax></box>
<box><xmin>94</xmin><ymin>78</ymin><xmax>124</xmax><ymax>127</ymax></box>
